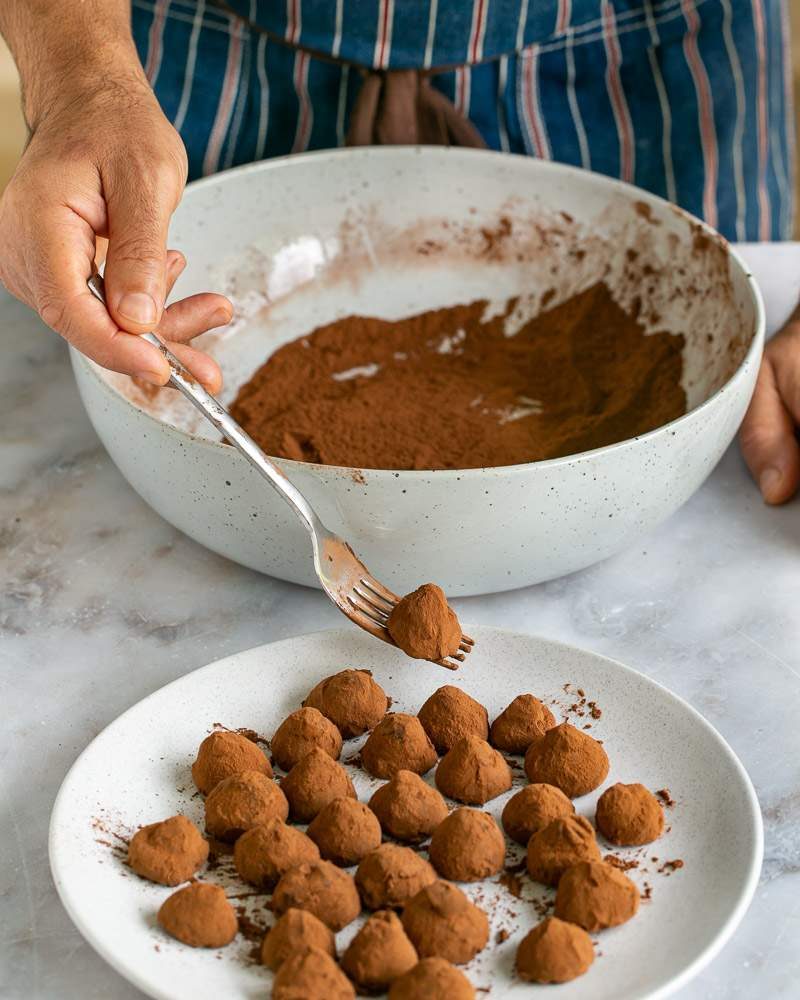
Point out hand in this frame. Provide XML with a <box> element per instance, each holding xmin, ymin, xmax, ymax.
<box><xmin>740</xmin><ymin>306</ymin><xmax>800</xmax><ymax>504</ymax></box>
<box><xmin>0</xmin><ymin>75</ymin><xmax>229</xmax><ymax>391</ymax></box>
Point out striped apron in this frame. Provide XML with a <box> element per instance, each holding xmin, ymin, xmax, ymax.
<box><xmin>131</xmin><ymin>0</ymin><xmax>795</xmax><ymax>241</ymax></box>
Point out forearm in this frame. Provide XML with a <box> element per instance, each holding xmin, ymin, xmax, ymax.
<box><xmin>0</xmin><ymin>0</ymin><xmax>146</xmax><ymax>128</ymax></box>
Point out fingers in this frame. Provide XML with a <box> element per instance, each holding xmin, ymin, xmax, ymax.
<box><xmin>740</xmin><ymin>355</ymin><xmax>800</xmax><ymax>504</ymax></box>
<box><xmin>156</xmin><ymin>291</ymin><xmax>233</xmax><ymax>344</ymax></box>
<box><xmin>103</xmin><ymin>159</ymin><xmax>184</xmax><ymax>334</ymax></box>
<box><xmin>32</xmin><ymin>209</ymin><xmax>171</xmax><ymax>384</ymax></box>
<box><xmin>164</xmin><ymin>249</ymin><xmax>187</xmax><ymax>297</ymax></box>
<box><xmin>166</xmin><ymin>342</ymin><xmax>223</xmax><ymax>395</ymax></box>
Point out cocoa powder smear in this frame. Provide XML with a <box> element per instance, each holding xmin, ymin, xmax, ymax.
<box><xmin>231</xmin><ymin>283</ymin><xmax>686</xmax><ymax>471</ymax></box>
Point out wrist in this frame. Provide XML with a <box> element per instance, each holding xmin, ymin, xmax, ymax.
<box><xmin>23</xmin><ymin>37</ymin><xmax>149</xmax><ymax>131</ymax></box>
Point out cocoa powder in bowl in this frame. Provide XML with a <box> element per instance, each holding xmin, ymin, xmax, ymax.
<box><xmin>230</xmin><ymin>284</ymin><xmax>685</xmax><ymax>471</ymax></box>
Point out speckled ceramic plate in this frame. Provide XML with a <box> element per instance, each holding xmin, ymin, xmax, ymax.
<box><xmin>49</xmin><ymin>627</ymin><xmax>761</xmax><ymax>1000</ymax></box>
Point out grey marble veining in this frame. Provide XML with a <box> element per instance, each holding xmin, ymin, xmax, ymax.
<box><xmin>1</xmin><ymin>243</ymin><xmax>800</xmax><ymax>999</ymax></box>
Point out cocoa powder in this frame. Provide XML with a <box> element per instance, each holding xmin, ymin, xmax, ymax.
<box><xmin>231</xmin><ymin>283</ymin><xmax>685</xmax><ymax>470</ymax></box>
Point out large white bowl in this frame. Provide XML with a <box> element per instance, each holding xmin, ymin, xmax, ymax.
<box><xmin>72</xmin><ymin>148</ymin><xmax>764</xmax><ymax>596</ymax></box>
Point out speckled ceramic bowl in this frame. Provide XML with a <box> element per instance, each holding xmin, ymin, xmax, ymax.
<box><xmin>71</xmin><ymin>148</ymin><xmax>764</xmax><ymax>595</ymax></box>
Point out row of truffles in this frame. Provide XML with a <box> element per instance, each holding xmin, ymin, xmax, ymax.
<box><xmin>127</xmin><ymin>670</ymin><xmax>668</xmax><ymax>994</ymax></box>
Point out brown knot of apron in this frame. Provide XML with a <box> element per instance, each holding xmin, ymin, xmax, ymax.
<box><xmin>346</xmin><ymin>69</ymin><xmax>486</xmax><ymax>148</ymax></box>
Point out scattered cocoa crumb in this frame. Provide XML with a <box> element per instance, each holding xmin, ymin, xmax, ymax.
<box><xmin>588</xmin><ymin>703</ymin><xmax>602</xmax><ymax>719</ymax></box>
<box><xmin>658</xmin><ymin>859</ymin><xmax>684</xmax><ymax>875</ymax></box>
<box><xmin>604</xmin><ymin>853</ymin><xmax>639</xmax><ymax>872</ymax></box>
<box><xmin>641</xmin><ymin>883</ymin><xmax>653</xmax><ymax>901</ymax></box>
<box><xmin>497</xmin><ymin>872</ymin><xmax>523</xmax><ymax>899</ymax></box>
<box><xmin>656</xmin><ymin>788</ymin><xmax>675</xmax><ymax>807</ymax></box>
<box><xmin>496</xmin><ymin>929</ymin><xmax>510</xmax><ymax>944</ymax></box>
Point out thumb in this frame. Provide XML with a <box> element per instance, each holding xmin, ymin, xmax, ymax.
<box><xmin>739</xmin><ymin>357</ymin><xmax>800</xmax><ymax>504</ymax></box>
<box><xmin>102</xmin><ymin>167</ymin><xmax>180</xmax><ymax>334</ymax></box>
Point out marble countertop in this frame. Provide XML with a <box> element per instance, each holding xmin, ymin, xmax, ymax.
<box><xmin>2</xmin><ymin>242</ymin><xmax>799</xmax><ymax>999</ymax></box>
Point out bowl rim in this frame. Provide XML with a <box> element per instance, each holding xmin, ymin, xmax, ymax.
<box><xmin>74</xmin><ymin>146</ymin><xmax>766</xmax><ymax>480</ymax></box>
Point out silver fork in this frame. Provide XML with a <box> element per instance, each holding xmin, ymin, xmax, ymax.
<box><xmin>87</xmin><ymin>273</ymin><xmax>473</xmax><ymax>670</ymax></box>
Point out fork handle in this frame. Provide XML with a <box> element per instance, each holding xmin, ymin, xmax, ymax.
<box><xmin>87</xmin><ymin>272</ymin><xmax>319</xmax><ymax>536</ymax></box>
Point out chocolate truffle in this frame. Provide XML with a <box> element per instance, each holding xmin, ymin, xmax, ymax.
<box><xmin>128</xmin><ymin>815</ymin><xmax>208</xmax><ymax>886</ymax></box>
<box><xmin>595</xmin><ymin>782</ymin><xmax>664</xmax><ymax>846</ymax></box>
<box><xmin>261</xmin><ymin>908</ymin><xmax>336</xmax><ymax>971</ymax></box>
<box><xmin>524</xmin><ymin>723</ymin><xmax>609</xmax><ymax>798</ymax></box>
<box><xmin>362</xmin><ymin>714</ymin><xmax>438</xmax><ymax>780</ymax></box>
<box><xmin>388</xmin><ymin>958</ymin><xmax>475</xmax><ymax>1000</ymax></box>
<box><xmin>272</xmin><ymin>860</ymin><xmax>361</xmax><ymax>931</ymax></box>
<box><xmin>501</xmin><ymin>784</ymin><xmax>575</xmax><ymax>846</ymax></box>
<box><xmin>516</xmin><ymin>917</ymin><xmax>594</xmax><ymax>984</ymax></box>
<box><xmin>356</xmin><ymin>843</ymin><xmax>437</xmax><ymax>910</ymax></box>
<box><xmin>489</xmin><ymin>694</ymin><xmax>556</xmax><ymax>754</ymax></box>
<box><xmin>401</xmin><ymin>881</ymin><xmax>489</xmax><ymax>965</ymax></box>
<box><xmin>304</xmin><ymin>669</ymin><xmax>389</xmax><ymax>737</ymax></box>
<box><xmin>191</xmin><ymin>730</ymin><xmax>272</xmax><ymax>795</ymax></box>
<box><xmin>341</xmin><ymin>910</ymin><xmax>418</xmax><ymax>992</ymax></box>
<box><xmin>157</xmin><ymin>882</ymin><xmax>238</xmax><ymax>948</ymax></box>
<box><xmin>281</xmin><ymin>748</ymin><xmax>357</xmax><ymax>823</ymax></box>
<box><xmin>307</xmin><ymin>798</ymin><xmax>382</xmax><ymax>866</ymax></box>
<box><xmin>233</xmin><ymin>819</ymin><xmax>319</xmax><ymax>888</ymax></box>
<box><xmin>368</xmin><ymin>770</ymin><xmax>448</xmax><ymax>843</ymax></box>
<box><xmin>428</xmin><ymin>809</ymin><xmax>505</xmax><ymax>882</ymax></box>
<box><xmin>272</xmin><ymin>947</ymin><xmax>355</xmax><ymax>1000</ymax></box>
<box><xmin>526</xmin><ymin>815</ymin><xmax>601</xmax><ymax>887</ymax></box>
<box><xmin>555</xmin><ymin>860</ymin><xmax>639</xmax><ymax>931</ymax></box>
<box><xmin>418</xmin><ymin>686</ymin><xmax>489</xmax><ymax>752</ymax></box>
<box><xmin>271</xmin><ymin>707</ymin><xmax>343</xmax><ymax>771</ymax></box>
<box><xmin>204</xmin><ymin>769</ymin><xmax>288</xmax><ymax>842</ymax></box>
<box><xmin>387</xmin><ymin>584</ymin><xmax>462</xmax><ymax>662</ymax></box>
<box><xmin>435</xmin><ymin>735</ymin><xmax>512</xmax><ymax>805</ymax></box>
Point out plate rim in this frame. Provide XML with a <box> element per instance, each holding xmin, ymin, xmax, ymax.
<box><xmin>49</xmin><ymin>625</ymin><xmax>764</xmax><ymax>1000</ymax></box>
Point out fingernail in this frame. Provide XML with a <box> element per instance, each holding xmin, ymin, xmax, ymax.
<box><xmin>759</xmin><ymin>467</ymin><xmax>783</xmax><ymax>498</ymax></box>
<box><xmin>210</xmin><ymin>307</ymin><xmax>232</xmax><ymax>328</ymax></box>
<box><xmin>118</xmin><ymin>292</ymin><xmax>158</xmax><ymax>326</ymax></box>
<box><xmin>135</xmin><ymin>369</ymin><xmax>167</xmax><ymax>386</ymax></box>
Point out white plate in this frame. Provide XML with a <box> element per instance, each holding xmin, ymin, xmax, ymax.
<box><xmin>49</xmin><ymin>627</ymin><xmax>762</xmax><ymax>1000</ymax></box>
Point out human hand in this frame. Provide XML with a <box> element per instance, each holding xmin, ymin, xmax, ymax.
<box><xmin>0</xmin><ymin>75</ymin><xmax>229</xmax><ymax>391</ymax></box>
<box><xmin>740</xmin><ymin>305</ymin><xmax>800</xmax><ymax>504</ymax></box>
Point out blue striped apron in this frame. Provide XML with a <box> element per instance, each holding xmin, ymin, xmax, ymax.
<box><xmin>131</xmin><ymin>0</ymin><xmax>795</xmax><ymax>241</ymax></box>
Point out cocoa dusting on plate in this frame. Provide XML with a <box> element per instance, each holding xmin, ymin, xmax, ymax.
<box><xmin>230</xmin><ymin>283</ymin><xmax>685</xmax><ymax>471</ymax></box>
<box><xmin>656</xmin><ymin>788</ymin><xmax>676</xmax><ymax>807</ymax></box>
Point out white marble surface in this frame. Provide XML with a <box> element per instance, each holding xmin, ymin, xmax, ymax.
<box><xmin>1</xmin><ymin>243</ymin><xmax>799</xmax><ymax>999</ymax></box>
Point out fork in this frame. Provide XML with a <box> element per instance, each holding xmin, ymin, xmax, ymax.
<box><xmin>87</xmin><ymin>273</ymin><xmax>473</xmax><ymax>670</ymax></box>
